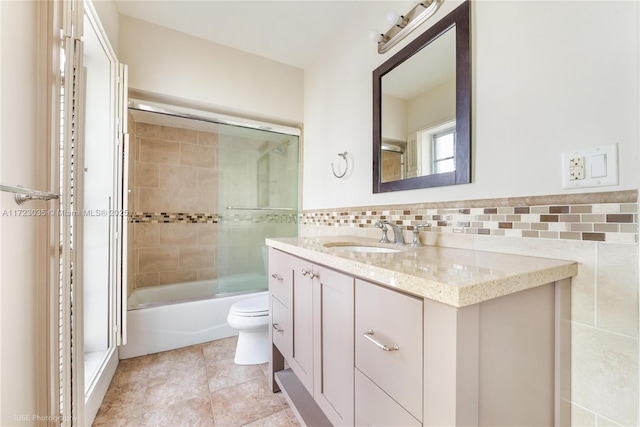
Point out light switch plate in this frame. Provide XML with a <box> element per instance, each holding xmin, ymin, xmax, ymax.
<box><xmin>561</xmin><ymin>144</ymin><xmax>618</xmax><ymax>189</ymax></box>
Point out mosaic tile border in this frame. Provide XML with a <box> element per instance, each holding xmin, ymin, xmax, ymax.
<box><xmin>300</xmin><ymin>191</ymin><xmax>639</xmax><ymax>244</ymax></box>
<box><xmin>130</xmin><ymin>212</ymin><xmax>298</xmax><ymax>225</ymax></box>
<box><xmin>130</xmin><ymin>212</ymin><xmax>218</xmax><ymax>224</ymax></box>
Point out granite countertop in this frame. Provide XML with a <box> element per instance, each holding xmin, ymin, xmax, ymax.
<box><xmin>266</xmin><ymin>236</ymin><xmax>578</xmax><ymax>308</ymax></box>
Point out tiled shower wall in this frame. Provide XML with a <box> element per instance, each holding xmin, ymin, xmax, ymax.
<box><xmin>299</xmin><ymin>190</ymin><xmax>639</xmax><ymax>426</ymax></box>
<box><xmin>127</xmin><ymin>117</ymin><xmax>219</xmax><ymax>292</ymax></box>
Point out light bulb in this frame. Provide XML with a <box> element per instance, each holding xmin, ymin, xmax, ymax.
<box><xmin>386</xmin><ymin>10</ymin><xmax>407</xmax><ymax>27</ymax></box>
<box><xmin>387</xmin><ymin>10</ymin><xmax>401</xmax><ymax>25</ymax></box>
<box><xmin>369</xmin><ymin>30</ymin><xmax>384</xmax><ymax>43</ymax></box>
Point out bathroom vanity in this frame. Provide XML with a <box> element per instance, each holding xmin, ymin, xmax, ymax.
<box><xmin>266</xmin><ymin>236</ymin><xmax>577</xmax><ymax>427</ymax></box>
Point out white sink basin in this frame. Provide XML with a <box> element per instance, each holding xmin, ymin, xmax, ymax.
<box><xmin>324</xmin><ymin>243</ymin><xmax>401</xmax><ymax>253</ymax></box>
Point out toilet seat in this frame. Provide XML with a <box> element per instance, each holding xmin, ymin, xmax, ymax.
<box><xmin>229</xmin><ymin>294</ymin><xmax>268</xmax><ymax>317</ymax></box>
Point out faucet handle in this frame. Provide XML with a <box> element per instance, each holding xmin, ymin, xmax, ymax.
<box><xmin>375</xmin><ymin>220</ymin><xmax>391</xmax><ymax>243</ymax></box>
<box><xmin>410</xmin><ymin>223</ymin><xmax>432</xmax><ymax>247</ymax></box>
<box><xmin>413</xmin><ymin>223</ymin><xmax>432</xmax><ymax>232</ymax></box>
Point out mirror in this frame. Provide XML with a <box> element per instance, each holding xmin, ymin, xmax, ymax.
<box><xmin>373</xmin><ymin>1</ymin><xmax>470</xmax><ymax>193</ymax></box>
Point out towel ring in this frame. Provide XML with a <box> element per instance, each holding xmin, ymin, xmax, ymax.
<box><xmin>331</xmin><ymin>152</ymin><xmax>349</xmax><ymax>178</ymax></box>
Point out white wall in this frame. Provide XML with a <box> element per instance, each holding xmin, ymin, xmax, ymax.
<box><xmin>0</xmin><ymin>1</ymin><xmax>49</xmax><ymax>425</ymax></box>
<box><xmin>303</xmin><ymin>0</ymin><xmax>639</xmax><ymax>209</ymax></box>
<box><xmin>118</xmin><ymin>15</ymin><xmax>304</xmax><ymax>126</ymax></box>
<box><xmin>91</xmin><ymin>0</ymin><xmax>119</xmax><ymax>55</ymax></box>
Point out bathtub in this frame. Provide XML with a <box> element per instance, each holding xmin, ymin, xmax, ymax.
<box><xmin>119</xmin><ymin>274</ymin><xmax>267</xmax><ymax>359</ymax></box>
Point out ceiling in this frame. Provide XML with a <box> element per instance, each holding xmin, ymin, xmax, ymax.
<box><xmin>114</xmin><ymin>1</ymin><xmax>370</xmax><ymax>69</ymax></box>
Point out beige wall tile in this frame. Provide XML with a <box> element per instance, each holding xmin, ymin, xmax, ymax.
<box><xmin>571</xmin><ymin>404</ymin><xmax>596</xmax><ymax>426</ymax></box>
<box><xmin>158</xmin><ymin>269</ymin><xmax>198</xmax><ymax>285</ymax></box>
<box><xmin>158</xmin><ymin>164</ymin><xmax>198</xmax><ymax>189</ymax></box>
<box><xmin>138</xmin><ymin>248</ymin><xmax>180</xmax><ymax>273</ymax></box>
<box><xmin>197</xmin><ymin>169</ymin><xmax>218</xmax><ymax>191</ymax></box>
<box><xmin>135</xmin><ymin>162</ymin><xmax>159</xmax><ymax>188</ymax></box>
<box><xmin>134</xmin><ymin>223</ymin><xmax>160</xmax><ymax>248</ymax></box>
<box><xmin>180</xmin><ymin>246</ymin><xmax>216</xmax><ymax>270</ymax></box>
<box><xmin>197</xmin><ymin>268</ymin><xmax>217</xmax><ymax>281</ymax></box>
<box><xmin>135</xmin><ymin>272</ymin><xmax>160</xmax><ymax>288</ymax></box>
<box><xmin>571</xmin><ymin>324</ymin><xmax>638</xmax><ymax>426</ymax></box>
<box><xmin>159</xmin><ymin>223</ymin><xmax>198</xmax><ymax>247</ymax></box>
<box><xmin>197</xmin><ymin>131</ymin><xmax>218</xmax><ymax>146</ymax></box>
<box><xmin>180</xmin><ymin>144</ymin><xmax>216</xmax><ymax>169</ymax></box>
<box><xmin>136</xmin><ymin>122</ymin><xmax>161</xmax><ymax>138</ymax></box>
<box><xmin>138</xmin><ymin>187</ymin><xmax>182</xmax><ymax>212</ymax></box>
<box><xmin>180</xmin><ymin>190</ymin><xmax>216</xmax><ymax>213</ymax></box>
<box><xmin>161</xmin><ymin>125</ymin><xmax>197</xmax><ymax>144</ymax></box>
<box><xmin>139</xmin><ymin>138</ymin><xmax>180</xmax><ymax>165</ymax></box>
<box><xmin>197</xmin><ymin>223</ymin><xmax>218</xmax><ymax>246</ymax></box>
<box><xmin>596</xmin><ymin>415</ymin><xmax>625</xmax><ymax>427</ymax></box>
<box><xmin>473</xmin><ymin>235</ymin><xmax>597</xmax><ymax>327</ymax></box>
<box><xmin>596</xmin><ymin>243</ymin><xmax>639</xmax><ymax>337</ymax></box>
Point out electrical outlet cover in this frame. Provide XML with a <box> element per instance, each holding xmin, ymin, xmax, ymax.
<box><xmin>561</xmin><ymin>144</ymin><xmax>618</xmax><ymax>189</ymax></box>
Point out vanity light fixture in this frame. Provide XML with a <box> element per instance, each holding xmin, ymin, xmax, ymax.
<box><xmin>371</xmin><ymin>0</ymin><xmax>444</xmax><ymax>54</ymax></box>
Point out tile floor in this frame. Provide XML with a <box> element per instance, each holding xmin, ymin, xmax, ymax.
<box><xmin>93</xmin><ymin>336</ymin><xmax>301</xmax><ymax>426</ymax></box>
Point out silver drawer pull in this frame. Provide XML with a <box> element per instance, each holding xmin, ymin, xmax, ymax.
<box><xmin>363</xmin><ymin>329</ymin><xmax>399</xmax><ymax>351</ymax></box>
<box><xmin>271</xmin><ymin>273</ymin><xmax>283</xmax><ymax>281</ymax></box>
<box><xmin>301</xmin><ymin>269</ymin><xmax>319</xmax><ymax>279</ymax></box>
<box><xmin>272</xmin><ymin>323</ymin><xmax>284</xmax><ymax>333</ymax></box>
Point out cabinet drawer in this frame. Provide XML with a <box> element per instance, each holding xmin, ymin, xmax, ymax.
<box><xmin>268</xmin><ymin>248</ymin><xmax>292</xmax><ymax>307</ymax></box>
<box><xmin>355</xmin><ymin>369</ymin><xmax>421</xmax><ymax>427</ymax></box>
<box><xmin>355</xmin><ymin>279</ymin><xmax>423</xmax><ymax>421</ymax></box>
<box><xmin>271</xmin><ymin>296</ymin><xmax>291</xmax><ymax>359</ymax></box>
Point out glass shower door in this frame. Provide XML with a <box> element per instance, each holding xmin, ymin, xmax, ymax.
<box><xmin>216</xmin><ymin>125</ymin><xmax>299</xmax><ymax>295</ymax></box>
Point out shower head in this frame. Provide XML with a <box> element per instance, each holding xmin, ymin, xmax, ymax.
<box><xmin>271</xmin><ymin>140</ymin><xmax>289</xmax><ymax>156</ymax></box>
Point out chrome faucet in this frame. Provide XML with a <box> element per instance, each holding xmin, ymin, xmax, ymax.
<box><xmin>375</xmin><ymin>220</ymin><xmax>404</xmax><ymax>245</ymax></box>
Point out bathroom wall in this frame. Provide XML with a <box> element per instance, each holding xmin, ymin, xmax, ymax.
<box><xmin>303</xmin><ymin>0</ymin><xmax>639</xmax><ymax>209</ymax></box>
<box><xmin>118</xmin><ymin>15</ymin><xmax>304</xmax><ymax>126</ymax></box>
<box><xmin>0</xmin><ymin>1</ymin><xmax>51</xmax><ymax>422</ymax></box>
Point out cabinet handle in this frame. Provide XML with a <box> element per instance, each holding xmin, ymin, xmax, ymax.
<box><xmin>301</xmin><ymin>268</ymin><xmax>318</xmax><ymax>279</ymax></box>
<box><xmin>272</xmin><ymin>323</ymin><xmax>284</xmax><ymax>333</ymax></box>
<box><xmin>271</xmin><ymin>273</ymin><xmax>283</xmax><ymax>281</ymax></box>
<box><xmin>363</xmin><ymin>329</ymin><xmax>399</xmax><ymax>351</ymax></box>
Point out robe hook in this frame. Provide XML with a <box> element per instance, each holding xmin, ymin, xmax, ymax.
<box><xmin>331</xmin><ymin>152</ymin><xmax>349</xmax><ymax>178</ymax></box>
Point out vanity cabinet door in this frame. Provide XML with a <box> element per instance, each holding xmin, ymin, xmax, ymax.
<box><xmin>312</xmin><ymin>266</ymin><xmax>354</xmax><ymax>426</ymax></box>
<box><xmin>355</xmin><ymin>369</ymin><xmax>421</xmax><ymax>427</ymax></box>
<box><xmin>355</xmin><ymin>279</ymin><xmax>424</xmax><ymax>421</ymax></box>
<box><xmin>290</xmin><ymin>255</ymin><xmax>315</xmax><ymax>395</ymax></box>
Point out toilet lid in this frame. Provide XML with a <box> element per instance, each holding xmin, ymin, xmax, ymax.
<box><xmin>230</xmin><ymin>294</ymin><xmax>269</xmax><ymax>316</ymax></box>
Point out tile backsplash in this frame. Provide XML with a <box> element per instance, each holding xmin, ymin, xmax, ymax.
<box><xmin>300</xmin><ymin>191</ymin><xmax>638</xmax><ymax>244</ymax></box>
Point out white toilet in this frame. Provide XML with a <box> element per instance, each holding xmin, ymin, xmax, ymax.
<box><xmin>226</xmin><ymin>293</ymin><xmax>270</xmax><ymax>365</ymax></box>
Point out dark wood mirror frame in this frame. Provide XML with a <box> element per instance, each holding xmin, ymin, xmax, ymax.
<box><xmin>373</xmin><ymin>0</ymin><xmax>471</xmax><ymax>193</ymax></box>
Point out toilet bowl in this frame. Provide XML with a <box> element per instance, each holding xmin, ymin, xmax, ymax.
<box><xmin>226</xmin><ymin>293</ymin><xmax>269</xmax><ymax>365</ymax></box>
